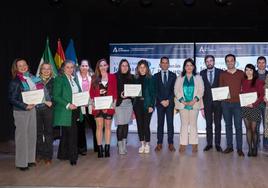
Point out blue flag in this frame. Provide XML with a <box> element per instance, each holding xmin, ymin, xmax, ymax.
<box><xmin>65</xmin><ymin>39</ymin><xmax>78</xmax><ymax>65</ymax></box>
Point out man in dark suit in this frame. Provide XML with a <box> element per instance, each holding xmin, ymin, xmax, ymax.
<box><xmin>200</xmin><ymin>55</ymin><xmax>223</xmax><ymax>152</ymax></box>
<box><xmin>154</xmin><ymin>57</ymin><xmax>177</xmax><ymax>152</ymax></box>
<box><xmin>256</xmin><ymin>56</ymin><xmax>268</xmax><ymax>151</ymax></box>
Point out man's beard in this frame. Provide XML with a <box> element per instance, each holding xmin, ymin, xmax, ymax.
<box><xmin>207</xmin><ymin>65</ymin><xmax>214</xmax><ymax>69</ymax></box>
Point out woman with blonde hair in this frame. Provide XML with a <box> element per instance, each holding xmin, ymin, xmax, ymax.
<box><xmin>36</xmin><ymin>63</ymin><xmax>54</xmax><ymax>164</ymax></box>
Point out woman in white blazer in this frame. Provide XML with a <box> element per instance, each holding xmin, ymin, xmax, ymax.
<box><xmin>76</xmin><ymin>60</ymin><xmax>98</xmax><ymax>155</ymax></box>
<box><xmin>174</xmin><ymin>58</ymin><xmax>204</xmax><ymax>153</ymax></box>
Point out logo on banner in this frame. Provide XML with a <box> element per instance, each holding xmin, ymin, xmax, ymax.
<box><xmin>199</xmin><ymin>46</ymin><xmax>206</xmax><ymax>53</ymax></box>
<box><xmin>113</xmin><ymin>47</ymin><xmax>118</xmax><ymax>53</ymax></box>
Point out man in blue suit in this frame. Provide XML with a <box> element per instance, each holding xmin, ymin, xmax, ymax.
<box><xmin>154</xmin><ymin>57</ymin><xmax>177</xmax><ymax>152</ymax></box>
<box><xmin>200</xmin><ymin>55</ymin><xmax>223</xmax><ymax>152</ymax></box>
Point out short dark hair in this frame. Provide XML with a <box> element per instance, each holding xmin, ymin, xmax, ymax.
<box><xmin>204</xmin><ymin>55</ymin><xmax>215</xmax><ymax>62</ymax></box>
<box><xmin>257</xmin><ymin>56</ymin><xmax>266</xmax><ymax>63</ymax></box>
<box><xmin>225</xmin><ymin>54</ymin><xmax>236</xmax><ymax>62</ymax></box>
<box><xmin>160</xmin><ymin>56</ymin><xmax>169</xmax><ymax>63</ymax></box>
<box><xmin>181</xmin><ymin>58</ymin><xmax>196</xmax><ymax>77</ymax></box>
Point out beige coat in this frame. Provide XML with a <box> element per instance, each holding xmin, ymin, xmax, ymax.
<box><xmin>174</xmin><ymin>74</ymin><xmax>204</xmax><ymax>110</ymax></box>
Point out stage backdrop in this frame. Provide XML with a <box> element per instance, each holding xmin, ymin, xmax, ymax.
<box><xmin>110</xmin><ymin>43</ymin><xmax>194</xmax><ymax>133</ymax></box>
<box><xmin>196</xmin><ymin>42</ymin><xmax>268</xmax><ymax>133</ymax></box>
<box><xmin>110</xmin><ymin>42</ymin><xmax>268</xmax><ymax>133</ymax></box>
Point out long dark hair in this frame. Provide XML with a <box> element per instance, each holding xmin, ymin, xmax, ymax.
<box><xmin>135</xmin><ymin>59</ymin><xmax>152</xmax><ymax>78</ymax></box>
<box><xmin>181</xmin><ymin>58</ymin><xmax>196</xmax><ymax>77</ymax></box>
<box><xmin>91</xmin><ymin>58</ymin><xmax>108</xmax><ymax>89</ymax></box>
<box><xmin>116</xmin><ymin>59</ymin><xmax>132</xmax><ymax>80</ymax></box>
<box><xmin>244</xmin><ymin>64</ymin><xmax>258</xmax><ymax>87</ymax></box>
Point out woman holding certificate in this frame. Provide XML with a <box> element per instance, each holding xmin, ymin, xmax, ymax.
<box><xmin>8</xmin><ymin>58</ymin><xmax>44</xmax><ymax>171</ymax></box>
<box><xmin>76</xmin><ymin>59</ymin><xmax>97</xmax><ymax>154</ymax></box>
<box><xmin>36</xmin><ymin>63</ymin><xmax>54</xmax><ymax>165</ymax></box>
<box><xmin>115</xmin><ymin>59</ymin><xmax>134</xmax><ymax>155</ymax></box>
<box><xmin>53</xmin><ymin>60</ymin><xmax>83</xmax><ymax>166</ymax></box>
<box><xmin>90</xmin><ymin>59</ymin><xmax>117</xmax><ymax>158</ymax></box>
<box><xmin>241</xmin><ymin>64</ymin><xmax>264</xmax><ymax>157</ymax></box>
<box><xmin>174</xmin><ymin>58</ymin><xmax>204</xmax><ymax>153</ymax></box>
<box><xmin>133</xmin><ymin>59</ymin><xmax>155</xmax><ymax>154</ymax></box>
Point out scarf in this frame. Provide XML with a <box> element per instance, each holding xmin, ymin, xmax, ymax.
<box><xmin>17</xmin><ymin>72</ymin><xmax>44</xmax><ymax>91</ymax></box>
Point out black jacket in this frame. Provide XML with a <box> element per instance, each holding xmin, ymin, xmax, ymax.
<box><xmin>8</xmin><ymin>77</ymin><xmax>28</xmax><ymax>111</ymax></box>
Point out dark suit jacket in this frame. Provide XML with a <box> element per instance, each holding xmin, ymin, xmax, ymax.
<box><xmin>154</xmin><ymin>70</ymin><xmax>177</xmax><ymax>107</ymax></box>
<box><xmin>200</xmin><ymin>68</ymin><xmax>223</xmax><ymax>106</ymax></box>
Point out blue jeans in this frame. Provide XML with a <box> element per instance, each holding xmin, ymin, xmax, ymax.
<box><xmin>222</xmin><ymin>101</ymin><xmax>243</xmax><ymax>150</ymax></box>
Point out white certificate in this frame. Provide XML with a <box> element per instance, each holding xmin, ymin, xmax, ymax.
<box><xmin>211</xmin><ymin>86</ymin><xmax>230</xmax><ymax>101</ymax></box>
<box><xmin>94</xmin><ymin>96</ymin><xmax>113</xmax><ymax>110</ymax></box>
<box><xmin>266</xmin><ymin>89</ymin><xmax>268</xmax><ymax>100</ymax></box>
<box><xmin>124</xmin><ymin>84</ymin><xmax>142</xmax><ymax>97</ymax></box>
<box><xmin>239</xmin><ymin>92</ymin><xmax>257</xmax><ymax>107</ymax></box>
<box><xmin>22</xmin><ymin>89</ymin><xmax>44</xmax><ymax>105</ymax></box>
<box><xmin>72</xmin><ymin>92</ymin><xmax>89</xmax><ymax>107</ymax></box>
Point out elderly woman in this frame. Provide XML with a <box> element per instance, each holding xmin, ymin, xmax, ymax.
<box><xmin>53</xmin><ymin>60</ymin><xmax>83</xmax><ymax>165</ymax></box>
<box><xmin>174</xmin><ymin>58</ymin><xmax>204</xmax><ymax>153</ymax></box>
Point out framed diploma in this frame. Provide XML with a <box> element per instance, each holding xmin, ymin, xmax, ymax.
<box><xmin>22</xmin><ymin>89</ymin><xmax>44</xmax><ymax>105</ymax></box>
<box><xmin>94</xmin><ymin>96</ymin><xmax>113</xmax><ymax>110</ymax></box>
<box><xmin>72</xmin><ymin>91</ymin><xmax>89</xmax><ymax>107</ymax></box>
<box><xmin>124</xmin><ymin>84</ymin><xmax>142</xmax><ymax>97</ymax></box>
<box><xmin>211</xmin><ymin>86</ymin><xmax>230</xmax><ymax>101</ymax></box>
<box><xmin>239</xmin><ymin>92</ymin><xmax>257</xmax><ymax>107</ymax></box>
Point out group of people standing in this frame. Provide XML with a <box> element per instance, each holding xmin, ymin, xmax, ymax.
<box><xmin>8</xmin><ymin>54</ymin><xmax>268</xmax><ymax>171</ymax></box>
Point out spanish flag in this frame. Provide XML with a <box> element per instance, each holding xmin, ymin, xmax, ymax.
<box><xmin>54</xmin><ymin>38</ymin><xmax>66</xmax><ymax>69</ymax></box>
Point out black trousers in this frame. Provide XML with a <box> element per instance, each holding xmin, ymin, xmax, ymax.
<box><xmin>36</xmin><ymin>106</ymin><xmax>54</xmax><ymax>160</ymax></box>
<box><xmin>204</xmin><ymin>102</ymin><xmax>222</xmax><ymax>146</ymax></box>
<box><xmin>57</xmin><ymin>109</ymin><xmax>79</xmax><ymax>162</ymax></box>
<box><xmin>77</xmin><ymin>108</ymin><xmax>97</xmax><ymax>152</ymax></box>
<box><xmin>133</xmin><ymin>99</ymin><xmax>152</xmax><ymax>142</ymax></box>
<box><xmin>156</xmin><ymin>104</ymin><xmax>174</xmax><ymax>144</ymax></box>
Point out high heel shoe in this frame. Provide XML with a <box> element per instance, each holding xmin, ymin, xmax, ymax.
<box><xmin>98</xmin><ymin>145</ymin><xmax>104</xmax><ymax>158</ymax></box>
<box><xmin>105</xmin><ymin>144</ymin><xmax>110</xmax><ymax>158</ymax></box>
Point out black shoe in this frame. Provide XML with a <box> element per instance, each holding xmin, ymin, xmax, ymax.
<box><xmin>79</xmin><ymin>151</ymin><xmax>87</xmax><ymax>156</ymax></box>
<box><xmin>237</xmin><ymin>150</ymin><xmax>245</xmax><ymax>157</ymax></box>
<box><xmin>70</xmin><ymin>161</ymin><xmax>77</xmax><ymax>166</ymax></box>
<box><xmin>252</xmin><ymin>147</ymin><xmax>258</xmax><ymax>157</ymax></box>
<box><xmin>216</xmin><ymin>145</ymin><xmax>223</xmax><ymax>152</ymax></box>
<box><xmin>203</xmin><ymin>145</ymin><xmax>213</xmax><ymax>151</ymax></box>
<box><xmin>247</xmin><ymin>151</ymin><xmax>252</xmax><ymax>157</ymax></box>
<box><xmin>28</xmin><ymin>163</ymin><xmax>36</xmax><ymax>167</ymax></box>
<box><xmin>104</xmin><ymin>144</ymin><xmax>110</xmax><ymax>158</ymax></box>
<box><xmin>17</xmin><ymin>167</ymin><xmax>29</xmax><ymax>171</ymax></box>
<box><xmin>223</xmin><ymin>147</ymin><xmax>233</xmax><ymax>154</ymax></box>
<box><xmin>98</xmin><ymin>145</ymin><xmax>104</xmax><ymax>158</ymax></box>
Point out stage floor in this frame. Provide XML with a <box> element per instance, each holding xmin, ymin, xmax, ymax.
<box><xmin>0</xmin><ymin>132</ymin><xmax>268</xmax><ymax>188</ymax></box>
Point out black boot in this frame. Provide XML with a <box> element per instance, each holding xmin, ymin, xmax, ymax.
<box><xmin>104</xmin><ymin>144</ymin><xmax>110</xmax><ymax>158</ymax></box>
<box><xmin>248</xmin><ymin>144</ymin><xmax>252</xmax><ymax>157</ymax></box>
<box><xmin>98</xmin><ymin>145</ymin><xmax>104</xmax><ymax>158</ymax></box>
<box><xmin>252</xmin><ymin>145</ymin><xmax>258</xmax><ymax>157</ymax></box>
